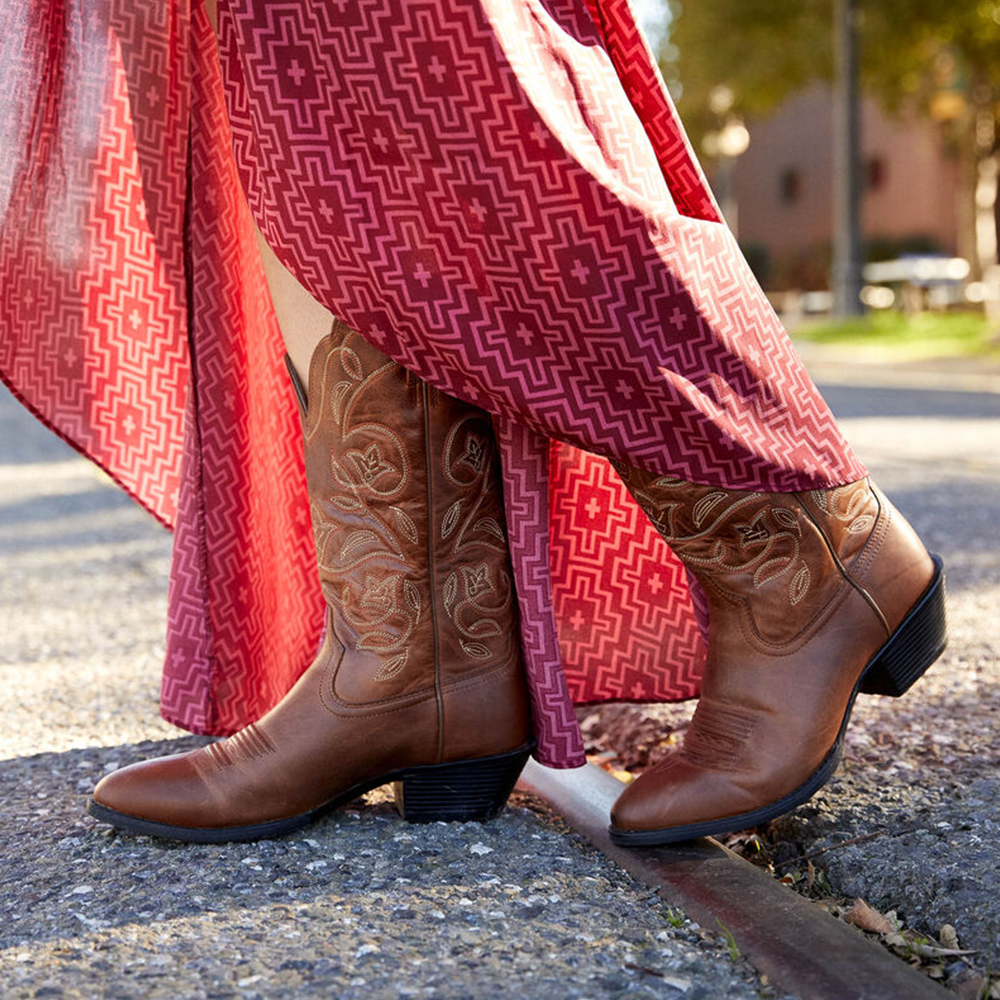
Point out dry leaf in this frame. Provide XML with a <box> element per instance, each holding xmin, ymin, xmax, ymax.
<box><xmin>910</xmin><ymin>943</ymin><xmax>977</xmax><ymax>959</ymax></box>
<box><xmin>939</xmin><ymin>924</ymin><xmax>959</xmax><ymax>950</ymax></box>
<box><xmin>844</xmin><ymin>898</ymin><xmax>896</xmax><ymax>935</ymax></box>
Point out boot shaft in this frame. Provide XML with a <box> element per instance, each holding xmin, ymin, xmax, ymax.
<box><xmin>612</xmin><ymin>463</ymin><xmax>931</xmax><ymax>652</ymax></box>
<box><xmin>291</xmin><ymin>321</ymin><xmax>520</xmax><ymax>701</ymax></box>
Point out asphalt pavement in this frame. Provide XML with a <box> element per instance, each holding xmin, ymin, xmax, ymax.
<box><xmin>3</xmin><ymin>363</ymin><xmax>996</xmax><ymax>999</ymax></box>
<box><xmin>0</xmin><ymin>385</ymin><xmax>787</xmax><ymax>1000</ymax></box>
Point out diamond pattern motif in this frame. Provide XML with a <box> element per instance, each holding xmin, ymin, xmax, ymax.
<box><xmin>0</xmin><ymin>0</ymin><xmax>863</xmax><ymax>768</ymax></box>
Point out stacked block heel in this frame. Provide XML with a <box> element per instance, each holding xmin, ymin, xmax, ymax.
<box><xmin>858</xmin><ymin>553</ymin><xmax>947</xmax><ymax>697</ymax></box>
<box><xmin>394</xmin><ymin>743</ymin><xmax>533</xmax><ymax>823</ymax></box>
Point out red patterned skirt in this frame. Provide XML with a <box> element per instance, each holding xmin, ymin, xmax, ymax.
<box><xmin>0</xmin><ymin>0</ymin><xmax>863</xmax><ymax>767</ymax></box>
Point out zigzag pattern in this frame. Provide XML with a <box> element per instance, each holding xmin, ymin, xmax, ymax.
<box><xmin>582</xmin><ymin>0</ymin><xmax>723</xmax><ymax>222</ymax></box>
<box><xmin>1</xmin><ymin>0</ymin><xmax>864</xmax><ymax>768</ymax></box>
<box><xmin>161</xmin><ymin>9</ymin><xmax>323</xmax><ymax>735</ymax></box>
<box><xmin>219</xmin><ymin>0</ymin><xmax>863</xmax><ymax>492</ymax></box>
<box><xmin>549</xmin><ymin>442</ymin><xmax>706</xmax><ymax>704</ymax></box>
<box><xmin>0</xmin><ymin>1</ymin><xmax>322</xmax><ymax>738</ymax></box>
<box><xmin>0</xmin><ymin>0</ymin><xmax>187</xmax><ymax>522</ymax></box>
<box><xmin>495</xmin><ymin>418</ymin><xmax>585</xmax><ymax>767</ymax></box>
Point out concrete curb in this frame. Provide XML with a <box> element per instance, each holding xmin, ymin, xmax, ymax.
<box><xmin>518</xmin><ymin>760</ymin><xmax>952</xmax><ymax>1000</ymax></box>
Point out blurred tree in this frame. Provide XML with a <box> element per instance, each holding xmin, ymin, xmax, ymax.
<box><xmin>662</xmin><ymin>0</ymin><xmax>1000</xmax><ymax>284</ymax></box>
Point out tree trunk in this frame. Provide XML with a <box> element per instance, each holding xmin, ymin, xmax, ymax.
<box><xmin>831</xmin><ymin>0</ymin><xmax>864</xmax><ymax>318</ymax></box>
<box><xmin>972</xmin><ymin>85</ymin><xmax>999</xmax><ymax>330</ymax></box>
<box><xmin>955</xmin><ymin>104</ymin><xmax>980</xmax><ymax>280</ymax></box>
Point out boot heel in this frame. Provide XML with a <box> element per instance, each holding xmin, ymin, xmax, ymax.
<box><xmin>859</xmin><ymin>554</ymin><xmax>947</xmax><ymax>697</ymax></box>
<box><xmin>394</xmin><ymin>743</ymin><xmax>533</xmax><ymax>823</ymax></box>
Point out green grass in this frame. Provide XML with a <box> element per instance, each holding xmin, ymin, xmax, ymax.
<box><xmin>716</xmin><ymin>917</ymin><xmax>740</xmax><ymax>962</ymax></box>
<box><xmin>790</xmin><ymin>310</ymin><xmax>1000</xmax><ymax>362</ymax></box>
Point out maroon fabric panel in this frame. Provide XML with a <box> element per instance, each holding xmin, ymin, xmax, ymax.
<box><xmin>0</xmin><ymin>0</ymin><xmax>863</xmax><ymax>767</ymax></box>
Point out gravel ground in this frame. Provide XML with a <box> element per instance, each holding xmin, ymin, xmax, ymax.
<box><xmin>0</xmin><ymin>387</ymin><xmax>787</xmax><ymax>1000</ymax></box>
<box><xmin>583</xmin><ymin>375</ymin><xmax>1000</xmax><ymax>990</ymax></box>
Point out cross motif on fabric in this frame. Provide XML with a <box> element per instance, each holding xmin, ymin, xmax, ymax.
<box><xmin>529</xmin><ymin>120</ymin><xmax>548</xmax><ymax>147</ymax></box>
<box><xmin>427</xmin><ymin>55</ymin><xmax>447</xmax><ymax>83</ymax></box>
<box><xmin>413</xmin><ymin>262</ymin><xmax>432</xmax><ymax>288</ymax></box>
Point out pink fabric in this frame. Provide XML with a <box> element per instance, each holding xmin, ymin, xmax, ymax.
<box><xmin>0</xmin><ymin>0</ymin><xmax>864</xmax><ymax>768</ymax></box>
<box><xmin>550</xmin><ymin>438</ymin><xmax>708</xmax><ymax>704</ymax></box>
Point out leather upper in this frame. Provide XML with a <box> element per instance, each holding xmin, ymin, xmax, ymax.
<box><xmin>610</xmin><ymin>467</ymin><xmax>934</xmax><ymax>833</ymax></box>
<box><xmin>93</xmin><ymin>323</ymin><xmax>530</xmax><ymax>829</ymax></box>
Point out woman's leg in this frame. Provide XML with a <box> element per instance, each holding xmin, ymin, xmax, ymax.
<box><xmin>89</xmin><ymin>310</ymin><xmax>534</xmax><ymax>842</ymax></box>
<box><xmin>211</xmin><ymin>0</ymin><xmax>944</xmax><ymax>846</ymax></box>
<box><xmin>86</xmin><ymin>0</ymin><xmax>534</xmax><ymax>843</ymax></box>
<box><xmin>90</xmin><ymin>0</ymin><xmax>945</xmax><ymax>846</ymax></box>
<box><xmin>607</xmin><ymin>465</ymin><xmax>945</xmax><ymax>845</ymax></box>
<box><xmin>253</xmin><ymin>226</ymin><xmax>333</xmax><ymax>385</ymax></box>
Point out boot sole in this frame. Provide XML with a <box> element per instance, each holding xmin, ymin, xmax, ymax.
<box><xmin>86</xmin><ymin>742</ymin><xmax>535</xmax><ymax>844</ymax></box>
<box><xmin>608</xmin><ymin>553</ymin><xmax>947</xmax><ymax>847</ymax></box>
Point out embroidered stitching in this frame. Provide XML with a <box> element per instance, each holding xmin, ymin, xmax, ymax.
<box><xmin>310</xmin><ymin>334</ymin><xmax>420</xmax><ymax>683</ymax></box>
<box><xmin>439</xmin><ymin>413</ymin><xmax>514</xmax><ymax>667</ymax></box>
<box><xmin>680</xmin><ymin>701</ymin><xmax>760</xmax><ymax>771</ymax></box>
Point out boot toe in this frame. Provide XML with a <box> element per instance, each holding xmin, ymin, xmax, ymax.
<box><xmin>610</xmin><ymin>756</ymin><xmax>687</xmax><ymax>833</ymax></box>
<box><xmin>91</xmin><ymin>751</ymin><xmax>213</xmax><ymax>828</ymax></box>
<box><xmin>611</xmin><ymin>756</ymin><xmax>759</xmax><ymax>834</ymax></box>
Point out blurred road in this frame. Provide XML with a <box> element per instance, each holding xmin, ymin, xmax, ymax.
<box><xmin>782</xmin><ymin>377</ymin><xmax>1000</xmax><ymax>961</ymax></box>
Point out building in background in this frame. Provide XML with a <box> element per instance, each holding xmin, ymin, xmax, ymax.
<box><xmin>722</xmin><ymin>82</ymin><xmax>961</xmax><ymax>292</ymax></box>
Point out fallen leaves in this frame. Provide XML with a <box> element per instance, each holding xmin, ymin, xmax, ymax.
<box><xmin>835</xmin><ymin>897</ymin><xmax>996</xmax><ymax>994</ymax></box>
<box><xmin>939</xmin><ymin>924</ymin><xmax>959</xmax><ymax>950</ymax></box>
<box><xmin>842</xmin><ymin>897</ymin><xmax>978</xmax><ymax>959</ymax></box>
<box><xmin>844</xmin><ymin>897</ymin><xmax>896</xmax><ymax>936</ymax></box>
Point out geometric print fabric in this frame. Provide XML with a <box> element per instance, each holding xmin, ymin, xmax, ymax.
<box><xmin>217</xmin><ymin>0</ymin><xmax>864</xmax><ymax>763</ymax></box>
<box><xmin>0</xmin><ymin>0</ymin><xmax>864</xmax><ymax>768</ymax></box>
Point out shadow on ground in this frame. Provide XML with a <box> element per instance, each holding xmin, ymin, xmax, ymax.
<box><xmin>0</xmin><ymin>738</ymin><xmax>783</xmax><ymax>1000</ymax></box>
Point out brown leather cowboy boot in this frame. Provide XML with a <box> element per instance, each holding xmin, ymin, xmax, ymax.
<box><xmin>608</xmin><ymin>468</ymin><xmax>946</xmax><ymax>846</ymax></box>
<box><xmin>88</xmin><ymin>321</ymin><xmax>533</xmax><ymax>842</ymax></box>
